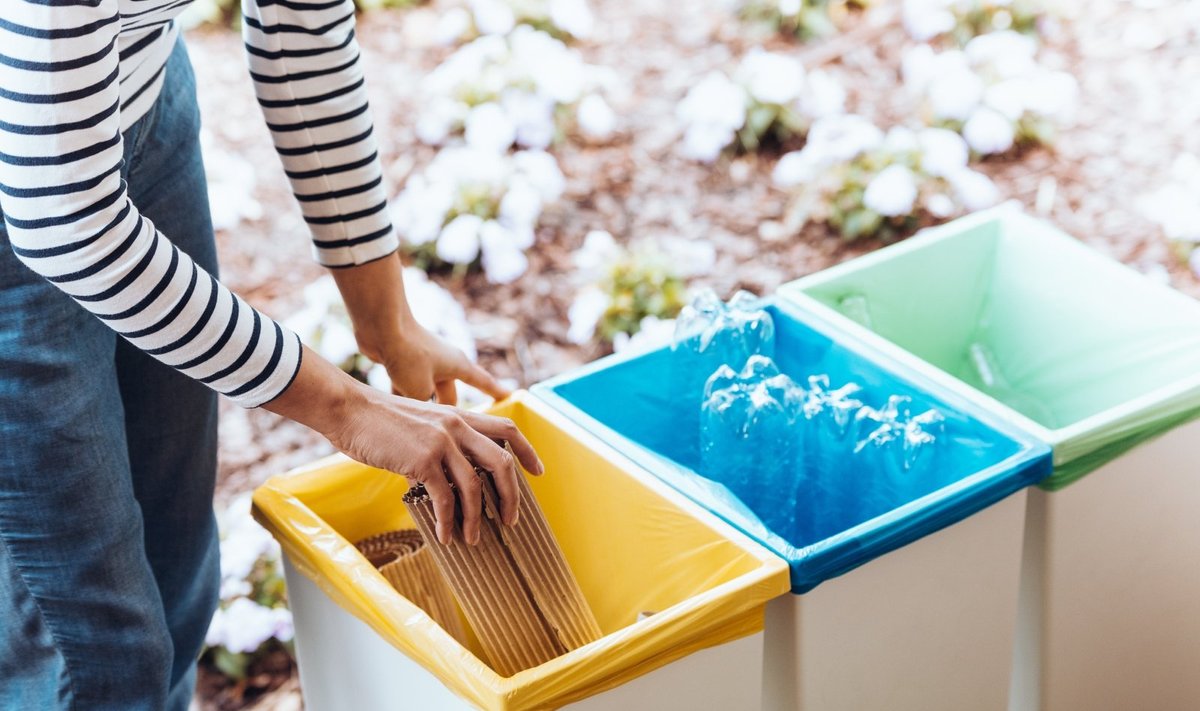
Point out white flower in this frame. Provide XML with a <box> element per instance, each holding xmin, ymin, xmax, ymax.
<box><xmin>928</xmin><ymin>65</ymin><xmax>985</xmax><ymax>121</ymax></box>
<box><xmin>367</xmin><ymin>363</ymin><xmax>392</xmax><ymax>392</ymax></box>
<box><xmin>613</xmin><ymin>316</ymin><xmax>676</xmax><ymax>354</ymax></box>
<box><xmin>207</xmin><ymin>599</ymin><xmax>293</xmax><ymax>654</ymax></box>
<box><xmin>1191</xmin><ymin>248</ymin><xmax>1200</xmax><ymax>279</ymax></box>
<box><xmin>216</xmin><ymin>495</ymin><xmax>279</xmax><ymax>592</ymax></box>
<box><xmin>798</xmin><ymin>69</ymin><xmax>846</xmax><ymax>119</ymax></box>
<box><xmin>465</xmin><ymin>102</ymin><xmax>518</xmax><ymax>153</ymax></box>
<box><xmin>918</xmin><ymin>127</ymin><xmax>969</xmax><ymax>177</ymax></box>
<box><xmin>1021</xmin><ymin>70</ymin><xmax>1079</xmax><ymax>123</ymax></box>
<box><xmin>883</xmin><ymin>126</ymin><xmax>919</xmax><ymax>154</ymax></box>
<box><xmin>946</xmin><ymin>167</ymin><xmax>1000</xmax><ymax>210</ymax></box>
<box><xmin>805</xmin><ymin>114</ymin><xmax>884</xmax><ymax>162</ymax></box>
<box><xmin>437</xmin><ymin>214</ymin><xmax>484</xmax><ymax>264</ymax></box>
<box><xmin>925</xmin><ymin>193</ymin><xmax>956</xmax><ymax>218</ymax></box>
<box><xmin>434</xmin><ymin>7</ymin><xmax>472</xmax><ymax>45</ymax></box>
<box><xmin>573</xmin><ymin>229</ymin><xmax>622</xmax><ymax>273</ymax></box>
<box><xmin>415</xmin><ymin>100</ymin><xmax>463</xmax><ymax>146</ymax></box>
<box><xmin>772</xmin><ymin>148</ymin><xmax>823</xmax><ymax>187</ymax></box>
<box><xmin>470</xmin><ymin>0</ymin><xmax>516</xmax><ymax>35</ymax></box>
<box><xmin>549</xmin><ymin>0</ymin><xmax>594</xmax><ymax>39</ymax></box>
<box><xmin>677</xmin><ymin>72</ymin><xmax>747</xmax><ymax>131</ymax></box>
<box><xmin>863</xmin><ymin>165</ymin><xmax>919</xmax><ymax>217</ymax></box>
<box><xmin>778</xmin><ymin>0</ymin><xmax>801</xmax><ymax>16</ymax></box>
<box><xmin>391</xmin><ymin>177</ymin><xmax>455</xmax><ymax>247</ymax></box>
<box><xmin>902</xmin><ymin>0</ymin><xmax>956</xmax><ymax>41</ymax></box>
<box><xmin>501</xmin><ymin>90</ymin><xmax>557</xmax><ymax>150</ymax></box>
<box><xmin>577</xmin><ymin>94</ymin><xmax>617</xmax><ymax>140</ymax></box>
<box><xmin>479</xmin><ymin>221</ymin><xmax>529</xmax><ymax>283</ymax></box>
<box><xmin>901</xmin><ymin>44</ymin><xmax>940</xmax><ymax>91</ymax></box>
<box><xmin>567</xmin><ymin>287</ymin><xmax>611</xmax><ymax>344</ymax></box>
<box><xmin>682</xmin><ymin>124</ymin><xmax>736</xmax><ymax>163</ymax></box>
<box><xmin>965</xmin><ymin>31</ymin><xmax>1037</xmax><ymax>79</ymax></box>
<box><xmin>982</xmin><ymin>79</ymin><xmax>1028</xmax><ymax>121</ymax></box>
<box><xmin>219</xmin><ymin>577</ymin><xmax>252</xmax><ymax>601</ymax></box>
<box><xmin>499</xmin><ymin>181</ymin><xmax>544</xmax><ymax>231</ymax></box>
<box><xmin>315</xmin><ymin>320</ymin><xmax>359</xmax><ymax>366</ymax></box>
<box><xmin>737</xmin><ymin>49</ymin><xmax>806</xmax><ymax>105</ymax></box>
<box><xmin>963</xmin><ymin>107</ymin><xmax>1015</xmax><ymax>154</ymax></box>
<box><xmin>403</xmin><ymin>267</ymin><xmax>477</xmax><ymax>359</ymax></box>
<box><xmin>513</xmin><ymin>150</ymin><xmax>565</xmax><ymax>202</ymax></box>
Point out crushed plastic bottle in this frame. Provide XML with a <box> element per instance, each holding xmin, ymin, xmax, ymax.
<box><xmin>673</xmin><ymin>289</ymin><xmax>777</xmax><ymax>465</ymax></box>
<box><xmin>968</xmin><ymin>341</ymin><xmax>1057</xmax><ymax>428</ymax></box>
<box><xmin>852</xmin><ymin>396</ymin><xmax>945</xmax><ymax>521</ymax></box>
<box><xmin>837</xmin><ymin>293</ymin><xmax>874</xmax><ymax>330</ymax></box>
<box><xmin>673</xmin><ymin>289</ymin><xmax>776</xmax><ymax>404</ymax></box>
<box><xmin>798</xmin><ymin>375</ymin><xmax>864</xmax><ymax>537</ymax></box>
<box><xmin>700</xmin><ymin>355</ymin><xmax>803</xmax><ymax>537</ymax></box>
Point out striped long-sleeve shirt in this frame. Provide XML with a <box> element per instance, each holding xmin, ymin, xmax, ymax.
<box><xmin>0</xmin><ymin>0</ymin><xmax>398</xmax><ymax>407</ymax></box>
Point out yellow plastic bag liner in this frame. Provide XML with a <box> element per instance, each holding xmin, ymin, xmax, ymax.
<box><xmin>252</xmin><ymin>392</ymin><xmax>790</xmax><ymax>711</ymax></box>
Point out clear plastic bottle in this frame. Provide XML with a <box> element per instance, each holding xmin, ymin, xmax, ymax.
<box><xmin>699</xmin><ymin>356</ymin><xmax>802</xmax><ymax>537</ymax></box>
<box><xmin>675</xmin><ymin>290</ymin><xmax>777</xmax><ymax>465</ymax></box>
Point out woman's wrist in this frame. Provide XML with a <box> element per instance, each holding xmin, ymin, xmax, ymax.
<box><xmin>263</xmin><ymin>345</ymin><xmax>364</xmax><ymax>440</ymax></box>
<box><xmin>330</xmin><ymin>252</ymin><xmax>418</xmax><ymax>361</ymax></box>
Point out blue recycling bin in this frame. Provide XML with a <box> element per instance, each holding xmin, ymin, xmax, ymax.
<box><xmin>534</xmin><ymin>298</ymin><xmax>1050</xmax><ymax>711</ymax></box>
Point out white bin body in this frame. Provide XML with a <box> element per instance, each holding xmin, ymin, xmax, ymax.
<box><xmin>282</xmin><ymin>559</ymin><xmax>766</xmax><ymax>711</ymax></box>
<box><xmin>1008</xmin><ymin>418</ymin><xmax>1200</xmax><ymax>711</ymax></box>
<box><xmin>762</xmin><ymin>490</ymin><xmax>1028</xmax><ymax>711</ymax></box>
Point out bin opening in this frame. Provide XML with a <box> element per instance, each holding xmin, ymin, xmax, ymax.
<box><xmin>797</xmin><ymin>215</ymin><xmax>1200</xmax><ymax>431</ymax></box>
<box><xmin>540</xmin><ymin>300</ymin><xmax>1047</xmax><ymax>588</ymax></box>
<box><xmin>252</xmin><ymin>394</ymin><xmax>789</xmax><ymax>708</ymax></box>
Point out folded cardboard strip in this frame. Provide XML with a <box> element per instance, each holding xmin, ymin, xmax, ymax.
<box><xmin>354</xmin><ymin>530</ymin><xmax>469</xmax><ymax>645</ymax></box>
<box><xmin>404</xmin><ymin>464</ymin><xmax>603</xmax><ymax>677</ymax></box>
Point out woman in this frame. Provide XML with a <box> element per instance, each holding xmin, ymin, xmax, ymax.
<box><xmin>0</xmin><ymin>1</ymin><xmax>540</xmax><ymax>708</ymax></box>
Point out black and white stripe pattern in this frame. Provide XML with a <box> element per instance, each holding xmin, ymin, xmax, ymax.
<box><xmin>0</xmin><ymin>0</ymin><xmax>400</xmax><ymax>407</ymax></box>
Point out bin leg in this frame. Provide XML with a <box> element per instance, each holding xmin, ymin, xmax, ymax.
<box><xmin>763</xmin><ymin>491</ymin><xmax>1027</xmax><ymax>711</ymax></box>
<box><xmin>1031</xmin><ymin>418</ymin><xmax>1200</xmax><ymax>711</ymax></box>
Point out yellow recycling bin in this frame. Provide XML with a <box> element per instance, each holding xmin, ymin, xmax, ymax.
<box><xmin>252</xmin><ymin>391</ymin><xmax>790</xmax><ymax>711</ymax></box>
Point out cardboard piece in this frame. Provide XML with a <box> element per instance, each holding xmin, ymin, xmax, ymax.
<box><xmin>403</xmin><ymin>458</ymin><xmax>603</xmax><ymax>677</ymax></box>
<box><xmin>354</xmin><ymin>530</ymin><xmax>468</xmax><ymax>645</ymax></box>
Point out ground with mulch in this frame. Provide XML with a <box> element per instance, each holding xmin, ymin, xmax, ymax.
<box><xmin>189</xmin><ymin>0</ymin><xmax>1200</xmax><ymax>707</ymax></box>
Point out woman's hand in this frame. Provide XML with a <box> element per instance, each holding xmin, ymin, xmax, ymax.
<box><xmin>366</xmin><ymin>323</ymin><xmax>507</xmax><ymax>406</ymax></box>
<box><xmin>331</xmin><ymin>253</ymin><xmax>509</xmax><ymax>405</ymax></box>
<box><xmin>265</xmin><ymin>346</ymin><xmax>543</xmax><ymax>546</ymax></box>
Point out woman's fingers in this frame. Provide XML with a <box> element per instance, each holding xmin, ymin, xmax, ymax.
<box><xmin>443</xmin><ymin>446</ymin><xmax>483</xmax><ymax>544</ymax></box>
<box><xmin>435</xmin><ymin>379</ymin><xmax>458</xmax><ymax>407</ymax></box>
<box><xmin>456</xmin><ymin>360</ymin><xmax>512</xmax><ymax>401</ymax></box>
<box><xmin>459</xmin><ymin>431</ymin><xmax>521</xmax><ymax>527</ymax></box>
<box><xmin>460</xmin><ymin>410</ymin><xmax>543</xmax><ymax>476</ymax></box>
<box><xmin>421</xmin><ymin>472</ymin><xmax>458</xmax><ymax>546</ymax></box>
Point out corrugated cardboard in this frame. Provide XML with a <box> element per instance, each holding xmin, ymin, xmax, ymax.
<box><xmin>403</xmin><ymin>454</ymin><xmax>602</xmax><ymax>677</ymax></box>
<box><xmin>354</xmin><ymin>530</ymin><xmax>468</xmax><ymax>645</ymax></box>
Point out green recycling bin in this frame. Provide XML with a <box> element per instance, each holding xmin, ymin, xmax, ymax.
<box><xmin>781</xmin><ymin>206</ymin><xmax>1200</xmax><ymax>711</ymax></box>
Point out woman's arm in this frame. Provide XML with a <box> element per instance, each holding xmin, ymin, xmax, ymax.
<box><xmin>241</xmin><ymin>0</ymin><xmax>506</xmax><ymax>405</ymax></box>
<box><xmin>0</xmin><ymin>1</ymin><xmax>297</xmax><ymax>407</ymax></box>
<box><xmin>0</xmin><ymin>1</ymin><xmax>531</xmax><ymax>541</ymax></box>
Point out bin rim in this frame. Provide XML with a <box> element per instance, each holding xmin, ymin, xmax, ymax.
<box><xmin>252</xmin><ymin>391</ymin><xmax>792</xmax><ymax>708</ymax></box>
<box><xmin>532</xmin><ymin>299</ymin><xmax>1052</xmax><ymax>593</ymax></box>
<box><xmin>778</xmin><ymin>205</ymin><xmax>1200</xmax><ymax>469</ymax></box>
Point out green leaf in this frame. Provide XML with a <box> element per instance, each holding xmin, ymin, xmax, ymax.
<box><xmin>213</xmin><ymin>648</ymin><xmax>251</xmax><ymax>681</ymax></box>
<box><xmin>841</xmin><ymin>208</ymin><xmax>883</xmax><ymax>241</ymax></box>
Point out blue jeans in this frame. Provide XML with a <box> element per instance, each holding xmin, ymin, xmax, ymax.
<box><xmin>0</xmin><ymin>38</ymin><xmax>220</xmax><ymax>711</ymax></box>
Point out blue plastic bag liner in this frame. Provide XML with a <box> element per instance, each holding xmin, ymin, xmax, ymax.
<box><xmin>534</xmin><ymin>299</ymin><xmax>1051</xmax><ymax>593</ymax></box>
<box><xmin>779</xmin><ymin>206</ymin><xmax>1200</xmax><ymax>490</ymax></box>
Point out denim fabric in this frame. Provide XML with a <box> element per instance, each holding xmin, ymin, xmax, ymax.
<box><xmin>0</xmin><ymin>37</ymin><xmax>220</xmax><ymax>711</ymax></box>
